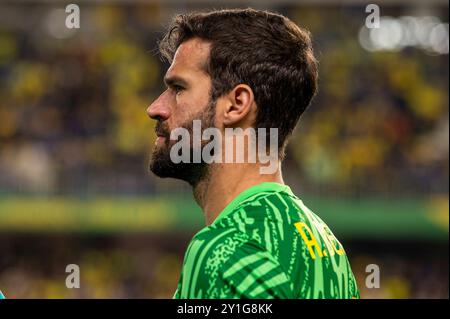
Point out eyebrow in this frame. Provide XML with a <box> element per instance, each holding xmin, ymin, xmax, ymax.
<box><xmin>163</xmin><ymin>75</ymin><xmax>189</xmax><ymax>88</ymax></box>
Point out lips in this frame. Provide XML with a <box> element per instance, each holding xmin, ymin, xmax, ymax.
<box><xmin>155</xmin><ymin>131</ymin><xmax>169</xmax><ymax>139</ymax></box>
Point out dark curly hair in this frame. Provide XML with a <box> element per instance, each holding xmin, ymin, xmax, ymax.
<box><xmin>159</xmin><ymin>8</ymin><xmax>318</xmax><ymax>157</ymax></box>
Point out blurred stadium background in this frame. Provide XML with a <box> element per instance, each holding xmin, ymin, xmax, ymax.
<box><xmin>0</xmin><ymin>0</ymin><xmax>448</xmax><ymax>298</ymax></box>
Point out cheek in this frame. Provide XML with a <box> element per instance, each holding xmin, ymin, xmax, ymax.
<box><xmin>169</xmin><ymin>101</ymin><xmax>192</xmax><ymax>129</ymax></box>
<box><xmin>179</xmin><ymin>93</ymin><xmax>208</xmax><ymax>116</ymax></box>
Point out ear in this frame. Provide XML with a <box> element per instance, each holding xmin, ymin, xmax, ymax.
<box><xmin>221</xmin><ymin>84</ymin><xmax>256</xmax><ymax>126</ymax></box>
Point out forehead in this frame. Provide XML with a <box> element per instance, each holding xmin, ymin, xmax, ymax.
<box><xmin>165</xmin><ymin>38</ymin><xmax>210</xmax><ymax>79</ymax></box>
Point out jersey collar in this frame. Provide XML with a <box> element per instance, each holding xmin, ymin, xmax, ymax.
<box><xmin>212</xmin><ymin>182</ymin><xmax>294</xmax><ymax>225</ymax></box>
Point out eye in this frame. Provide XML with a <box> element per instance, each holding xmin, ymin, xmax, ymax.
<box><xmin>172</xmin><ymin>85</ymin><xmax>184</xmax><ymax>94</ymax></box>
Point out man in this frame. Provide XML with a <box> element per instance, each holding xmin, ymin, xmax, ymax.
<box><xmin>147</xmin><ymin>8</ymin><xmax>359</xmax><ymax>298</ymax></box>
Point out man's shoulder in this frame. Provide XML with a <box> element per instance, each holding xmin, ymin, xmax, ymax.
<box><xmin>181</xmin><ymin>225</ymin><xmax>291</xmax><ymax>298</ymax></box>
<box><xmin>185</xmin><ymin>220</ymin><xmax>279</xmax><ymax>275</ymax></box>
<box><xmin>187</xmin><ymin>224</ymin><xmax>257</xmax><ymax>261</ymax></box>
<box><xmin>216</xmin><ymin>188</ymin><xmax>302</xmax><ymax>228</ymax></box>
<box><xmin>185</xmin><ymin>188</ymin><xmax>306</xmax><ymax>260</ymax></box>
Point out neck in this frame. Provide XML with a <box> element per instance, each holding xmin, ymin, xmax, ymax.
<box><xmin>193</xmin><ymin>162</ymin><xmax>284</xmax><ymax>225</ymax></box>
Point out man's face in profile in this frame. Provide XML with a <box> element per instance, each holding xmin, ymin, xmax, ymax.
<box><xmin>147</xmin><ymin>38</ymin><xmax>216</xmax><ymax>184</ymax></box>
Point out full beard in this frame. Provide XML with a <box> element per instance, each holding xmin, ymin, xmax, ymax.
<box><xmin>149</xmin><ymin>99</ymin><xmax>216</xmax><ymax>187</ymax></box>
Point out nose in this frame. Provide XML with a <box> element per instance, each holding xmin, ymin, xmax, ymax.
<box><xmin>146</xmin><ymin>91</ymin><xmax>171</xmax><ymax>121</ymax></box>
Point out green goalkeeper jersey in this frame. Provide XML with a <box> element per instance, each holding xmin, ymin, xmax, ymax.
<box><xmin>173</xmin><ymin>182</ymin><xmax>359</xmax><ymax>299</ymax></box>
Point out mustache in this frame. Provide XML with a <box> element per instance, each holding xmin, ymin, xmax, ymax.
<box><xmin>155</xmin><ymin>122</ymin><xmax>170</xmax><ymax>138</ymax></box>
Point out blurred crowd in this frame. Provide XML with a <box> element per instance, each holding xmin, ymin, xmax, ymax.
<box><xmin>0</xmin><ymin>3</ymin><xmax>447</xmax><ymax>197</ymax></box>
<box><xmin>0</xmin><ymin>235</ymin><xmax>184</xmax><ymax>298</ymax></box>
<box><xmin>351</xmin><ymin>244</ymin><xmax>449</xmax><ymax>298</ymax></box>
<box><xmin>0</xmin><ymin>2</ymin><xmax>448</xmax><ymax>300</ymax></box>
<box><xmin>0</xmin><ymin>235</ymin><xmax>447</xmax><ymax>299</ymax></box>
